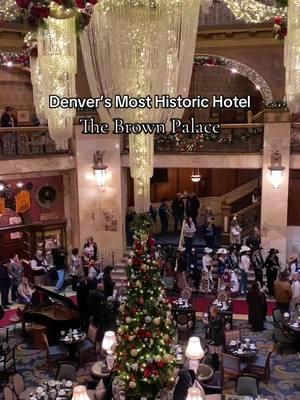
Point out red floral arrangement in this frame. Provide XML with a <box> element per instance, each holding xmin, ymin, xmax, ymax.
<box><xmin>15</xmin><ymin>0</ymin><xmax>98</xmax><ymax>30</ymax></box>
<box><xmin>273</xmin><ymin>15</ymin><xmax>287</xmax><ymax>40</ymax></box>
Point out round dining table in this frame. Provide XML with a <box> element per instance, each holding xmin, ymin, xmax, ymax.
<box><xmin>228</xmin><ymin>340</ymin><xmax>258</xmax><ymax>359</ymax></box>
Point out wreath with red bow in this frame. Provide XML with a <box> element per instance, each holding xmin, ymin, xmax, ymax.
<box><xmin>15</xmin><ymin>0</ymin><xmax>98</xmax><ymax>31</ymax></box>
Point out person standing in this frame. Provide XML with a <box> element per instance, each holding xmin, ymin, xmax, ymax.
<box><xmin>1</xmin><ymin>106</ymin><xmax>17</xmax><ymax>127</ymax></box>
<box><xmin>17</xmin><ymin>277</ymin><xmax>34</xmax><ymax>305</ymax></box>
<box><xmin>206</xmin><ymin>306</ymin><xmax>224</xmax><ymax>371</ymax></box>
<box><xmin>246</xmin><ymin>226</ymin><xmax>261</xmax><ymax>252</ymax></box>
<box><xmin>53</xmin><ymin>247</ymin><xmax>66</xmax><ymax>292</ymax></box>
<box><xmin>171</xmin><ymin>193</ymin><xmax>185</xmax><ymax>233</ymax></box>
<box><xmin>265</xmin><ymin>248</ymin><xmax>280</xmax><ymax>296</ymax></box>
<box><xmin>70</xmin><ymin>248</ymin><xmax>82</xmax><ymax>291</ymax></box>
<box><xmin>239</xmin><ymin>245</ymin><xmax>251</xmax><ymax>294</ymax></box>
<box><xmin>83</xmin><ymin>236</ymin><xmax>98</xmax><ymax>260</ymax></box>
<box><xmin>252</xmin><ymin>247</ymin><xmax>265</xmax><ymax>287</ymax></box>
<box><xmin>273</xmin><ymin>271</ymin><xmax>292</xmax><ymax>313</ymax></box>
<box><xmin>288</xmin><ymin>255</ymin><xmax>299</xmax><ymax>277</ymax></box>
<box><xmin>183</xmin><ymin>217</ymin><xmax>197</xmax><ymax>255</ymax></box>
<box><xmin>291</xmin><ymin>273</ymin><xmax>300</xmax><ymax>306</ymax></box>
<box><xmin>227</xmin><ymin>245</ymin><xmax>239</xmax><ymax>271</ymax></box>
<box><xmin>230</xmin><ymin>215</ymin><xmax>242</xmax><ymax>246</ymax></box>
<box><xmin>0</xmin><ymin>260</ymin><xmax>11</xmax><ymax>309</ymax></box>
<box><xmin>201</xmin><ymin>247</ymin><xmax>213</xmax><ymax>292</ymax></box>
<box><xmin>159</xmin><ymin>199</ymin><xmax>169</xmax><ymax>235</ymax></box>
<box><xmin>103</xmin><ymin>265</ymin><xmax>115</xmax><ymax>297</ymax></box>
<box><xmin>188</xmin><ymin>248</ymin><xmax>201</xmax><ymax>291</ymax></box>
<box><xmin>204</xmin><ymin>219</ymin><xmax>217</xmax><ymax>249</ymax></box>
<box><xmin>246</xmin><ymin>281</ymin><xmax>267</xmax><ymax>331</ymax></box>
<box><xmin>9</xmin><ymin>254</ymin><xmax>23</xmax><ymax>302</ymax></box>
<box><xmin>31</xmin><ymin>250</ymin><xmax>48</xmax><ymax>286</ymax></box>
<box><xmin>186</xmin><ymin>192</ymin><xmax>200</xmax><ymax>226</ymax></box>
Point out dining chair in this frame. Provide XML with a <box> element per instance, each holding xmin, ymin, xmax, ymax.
<box><xmin>221</xmin><ymin>353</ymin><xmax>248</xmax><ymax>381</ymax></box>
<box><xmin>42</xmin><ymin>333</ymin><xmax>68</xmax><ymax>367</ymax></box>
<box><xmin>173</xmin><ymin>368</ymin><xmax>193</xmax><ymax>400</ymax></box>
<box><xmin>13</xmin><ymin>373</ymin><xmax>25</xmax><ymax>397</ymax></box>
<box><xmin>56</xmin><ymin>361</ymin><xmax>77</xmax><ymax>381</ymax></box>
<box><xmin>273</xmin><ymin>326</ymin><xmax>298</xmax><ymax>351</ymax></box>
<box><xmin>77</xmin><ymin>324</ymin><xmax>98</xmax><ymax>364</ymax></box>
<box><xmin>224</xmin><ymin>329</ymin><xmax>241</xmax><ymax>349</ymax></box>
<box><xmin>236</xmin><ymin>374</ymin><xmax>259</xmax><ymax>397</ymax></box>
<box><xmin>3</xmin><ymin>386</ymin><xmax>16</xmax><ymax>400</ymax></box>
<box><xmin>0</xmin><ymin>327</ymin><xmax>9</xmax><ymax>343</ymax></box>
<box><xmin>272</xmin><ymin>308</ymin><xmax>283</xmax><ymax>328</ymax></box>
<box><xmin>246</xmin><ymin>344</ymin><xmax>275</xmax><ymax>383</ymax></box>
<box><xmin>0</xmin><ymin>346</ymin><xmax>16</xmax><ymax>382</ymax></box>
<box><xmin>200</xmin><ymin>370</ymin><xmax>222</xmax><ymax>395</ymax></box>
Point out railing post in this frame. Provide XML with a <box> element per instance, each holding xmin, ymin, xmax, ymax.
<box><xmin>221</xmin><ymin>202</ymin><xmax>232</xmax><ymax>245</ymax></box>
<box><xmin>247</xmin><ymin>110</ymin><xmax>253</xmax><ymax>124</ymax></box>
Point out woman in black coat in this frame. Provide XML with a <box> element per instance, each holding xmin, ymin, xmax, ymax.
<box><xmin>246</xmin><ymin>282</ymin><xmax>267</xmax><ymax>331</ymax></box>
<box><xmin>103</xmin><ymin>266</ymin><xmax>115</xmax><ymax>297</ymax></box>
<box><xmin>207</xmin><ymin>306</ymin><xmax>224</xmax><ymax>370</ymax></box>
<box><xmin>265</xmin><ymin>248</ymin><xmax>280</xmax><ymax>296</ymax></box>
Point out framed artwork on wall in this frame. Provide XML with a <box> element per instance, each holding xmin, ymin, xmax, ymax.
<box><xmin>101</xmin><ymin>209</ymin><xmax>117</xmax><ymax>231</ymax></box>
<box><xmin>17</xmin><ymin>110</ymin><xmax>30</xmax><ymax>123</ymax></box>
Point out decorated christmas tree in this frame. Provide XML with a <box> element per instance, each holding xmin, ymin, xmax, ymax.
<box><xmin>115</xmin><ymin>214</ymin><xmax>175</xmax><ymax>400</ymax></box>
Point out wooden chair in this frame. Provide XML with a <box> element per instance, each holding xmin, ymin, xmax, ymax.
<box><xmin>77</xmin><ymin>324</ymin><xmax>98</xmax><ymax>364</ymax></box>
<box><xmin>0</xmin><ymin>346</ymin><xmax>16</xmax><ymax>382</ymax></box>
<box><xmin>3</xmin><ymin>386</ymin><xmax>16</xmax><ymax>400</ymax></box>
<box><xmin>224</xmin><ymin>329</ymin><xmax>241</xmax><ymax>350</ymax></box>
<box><xmin>272</xmin><ymin>308</ymin><xmax>283</xmax><ymax>328</ymax></box>
<box><xmin>221</xmin><ymin>353</ymin><xmax>248</xmax><ymax>382</ymax></box>
<box><xmin>246</xmin><ymin>344</ymin><xmax>275</xmax><ymax>383</ymax></box>
<box><xmin>12</xmin><ymin>373</ymin><xmax>25</xmax><ymax>397</ymax></box>
<box><xmin>56</xmin><ymin>361</ymin><xmax>77</xmax><ymax>381</ymax></box>
<box><xmin>236</xmin><ymin>374</ymin><xmax>259</xmax><ymax>397</ymax></box>
<box><xmin>200</xmin><ymin>370</ymin><xmax>222</xmax><ymax>395</ymax></box>
<box><xmin>0</xmin><ymin>327</ymin><xmax>9</xmax><ymax>343</ymax></box>
<box><xmin>42</xmin><ymin>333</ymin><xmax>68</xmax><ymax>368</ymax></box>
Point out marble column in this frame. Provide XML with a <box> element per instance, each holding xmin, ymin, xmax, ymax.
<box><xmin>74</xmin><ymin>127</ymin><xmax>124</xmax><ymax>264</ymax></box>
<box><xmin>260</xmin><ymin>111</ymin><xmax>291</xmax><ymax>264</ymax></box>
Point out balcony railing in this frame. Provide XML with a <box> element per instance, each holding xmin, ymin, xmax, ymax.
<box><xmin>0</xmin><ymin>126</ymin><xmax>72</xmax><ymax>159</ymax></box>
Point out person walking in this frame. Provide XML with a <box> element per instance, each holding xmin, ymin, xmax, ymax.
<box><xmin>265</xmin><ymin>248</ymin><xmax>280</xmax><ymax>296</ymax></box>
<box><xmin>53</xmin><ymin>247</ymin><xmax>67</xmax><ymax>292</ymax></box>
<box><xmin>183</xmin><ymin>217</ymin><xmax>197</xmax><ymax>255</ymax></box>
<box><xmin>239</xmin><ymin>245</ymin><xmax>251</xmax><ymax>294</ymax></box>
<box><xmin>9</xmin><ymin>254</ymin><xmax>23</xmax><ymax>302</ymax></box>
<box><xmin>246</xmin><ymin>281</ymin><xmax>267</xmax><ymax>331</ymax></box>
<box><xmin>230</xmin><ymin>215</ymin><xmax>242</xmax><ymax>246</ymax></box>
<box><xmin>159</xmin><ymin>199</ymin><xmax>169</xmax><ymax>235</ymax></box>
<box><xmin>171</xmin><ymin>193</ymin><xmax>184</xmax><ymax>233</ymax></box>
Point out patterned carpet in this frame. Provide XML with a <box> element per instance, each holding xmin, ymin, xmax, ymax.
<box><xmin>1</xmin><ymin>319</ymin><xmax>300</xmax><ymax>399</ymax></box>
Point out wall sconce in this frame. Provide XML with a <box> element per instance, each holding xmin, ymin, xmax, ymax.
<box><xmin>268</xmin><ymin>150</ymin><xmax>285</xmax><ymax>190</ymax></box>
<box><xmin>191</xmin><ymin>168</ymin><xmax>201</xmax><ymax>183</ymax></box>
<box><xmin>93</xmin><ymin>151</ymin><xmax>107</xmax><ymax>190</ymax></box>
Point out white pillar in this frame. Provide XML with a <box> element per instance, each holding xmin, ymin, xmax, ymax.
<box><xmin>260</xmin><ymin>111</ymin><xmax>291</xmax><ymax>265</ymax></box>
<box><xmin>74</xmin><ymin>127</ymin><xmax>124</xmax><ymax>264</ymax></box>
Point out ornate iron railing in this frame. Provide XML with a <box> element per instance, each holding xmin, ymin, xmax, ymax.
<box><xmin>232</xmin><ymin>201</ymin><xmax>261</xmax><ymax>239</ymax></box>
<box><xmin>0</xmin><ymin>126</ymin><xmax>71</xmax><ymax>159</ymax></box>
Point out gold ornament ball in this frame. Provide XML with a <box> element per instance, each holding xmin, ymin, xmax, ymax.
<box><xmin>164</xmin><ymin>334</ymin><xmax>169</xmax><ymax>341</ymax></box>
<box><xmin>154</xmin><ymin>355</ymin><xmax>161</xmax><ymax>362</ymax></box>
<box><xmin>135</xmin><ymin>280</ymin><xmax>142</xmax><ymax>288</ymax></box>
<box><xmin>128</xmin><ymin>335</ymin><xmax>134</xmax><ymax>342</ymax></box>
<box><xmin>129</xmin><ymin>381</ymin><xmax>136</xmax><ymax>389</ymax></box>
<box><xmin>153</xmin><ymin>317</ymin><xmax>160</xmax><ymax>325</ymax></box>
<box><xmin>166</xmin><ymin>317</ymin><xmax>172</xmax><ymax>325</ymax></box>
<box><xmin>131</xmin><ymin>348</ymin><xmax>138</xmax><ymax>357</ymax></box>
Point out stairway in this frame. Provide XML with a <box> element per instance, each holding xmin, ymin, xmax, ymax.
<box><xmin>112</xmin><ymin>255</ymin><xmax>128</xmax><ymax>288</ymax></box>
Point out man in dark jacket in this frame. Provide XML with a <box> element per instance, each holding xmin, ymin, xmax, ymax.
<box><xmin>186</xmin><ymin>192</ymin><xmax>200</xmax><ymax>226</ymax></box>
<box><xmin>159</xmin><ymin>199</ymin><xmax>169</xmax><ymax>235</ymax></box>
<box><xmin>1</xmin><ymin>106</ymin><xmax>17</xmax><ymax>127</ymax></box>
<box><xmin>0</xmin><ymin>261</ymin><xmax>11</xmax><ymax>309</ymax></box>
<box><xmin>103</xmin><ymin>265</ymin><xmax>115</xmax><ymax>297</ymax></box>
<box><xmin>171</xmin><ymin>193</ymin><xmax>184</xmax><ymax>233</ymax></box>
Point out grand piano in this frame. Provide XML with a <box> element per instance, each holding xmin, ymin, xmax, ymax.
<box><xmin>22</xmin><ymin>286</ymin><xmax>81</xmax><ymax>343</ymax></box>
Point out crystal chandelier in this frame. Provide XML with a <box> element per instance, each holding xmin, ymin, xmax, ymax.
<box><xmin>37</xmin><ymin>11</ymin><xmax>77</xmax><ymax>149</ymax></box>
<box><xmin>30</xmin><ymin>56</ymin><xmax>46</xmax><ymax>125</ymax></box>
<box><xmin>82</xmin><ymin>0</ymin><xmax>201</xmax><ymax>212</ymax></box>
<box><xmin>284</xmin><ymin>0</ymin><xmax>300</xmax><ymax>114</ymax></box>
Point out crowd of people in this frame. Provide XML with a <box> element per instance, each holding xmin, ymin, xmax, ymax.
<box><xmin>0</xmin><ymin>236</ymin><xmax>116</xmax><ymax>318</ymax></box>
